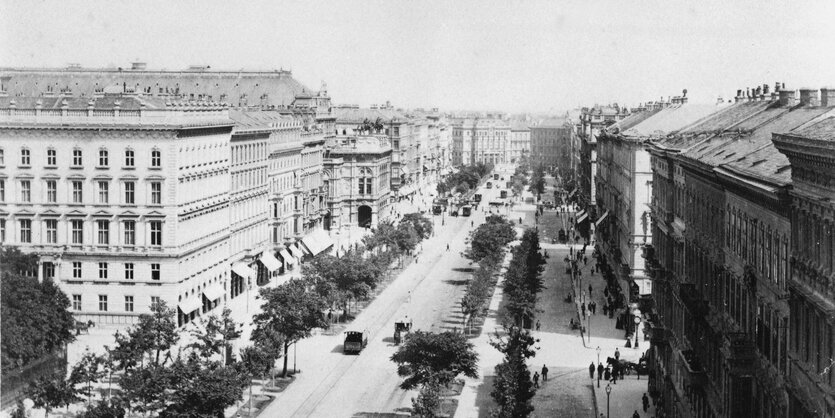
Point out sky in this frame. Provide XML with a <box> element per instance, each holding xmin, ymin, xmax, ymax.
<box><xmin>2</xmin><ymin>0</ymin><xmax>834</xmax><ymax>113</ymax></box>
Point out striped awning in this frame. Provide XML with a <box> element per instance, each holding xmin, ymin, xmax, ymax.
<box><xmin>259</xmin><ymin>252</ymin><xmax>282</xmax><ymax>272</ymax></box>
<box><xmin>288</xmin><ymin>244</ymin><xmax>305</xmax><ymax>259</ymax></box>
<box><xmin>279</xmin><ymin>249</ymin><xmax>294</xmax><ymax>265</ymax></box>
<box><xmin>576</xmin><ymin>212</ymin><xmax>589</xmax><ymax>223</ymax></box>
<box><xmin>202</xmin><ymin>285</ymin><xmax>225</xmax><ymax>301</ymax></box>
<box><xmin>301</xmin><ymin>229</ymin><xmax>334</xmax><ymax>256</ymax></box>
<box><xmin>178</xmin><ymin>298</ymin><xmax>202</xmax><ymax>314</ymax></box>
<box><xmin>232</xmin><ymin>262</ymin><xmax>256</xmax><ymax>279</ymax></box>
<box><xmin>576</xmin><ymin>209</ymin><xmax>586</xmax><ymax>219</ymax></box>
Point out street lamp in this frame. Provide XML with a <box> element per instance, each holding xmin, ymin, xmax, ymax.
<box><xmin>632</xmin><ymin>308</ymin><xmax>642</xmax><ymax>348</ymax></box>
<box><xmin>605</xmin><ymin>383</ymin><xmax>612</xmax><ymax>418</ymax></box>
<box><xmin>596</xmin><ymin>346</ymin><xmax>601</xmax><ymax>388</ymax></box>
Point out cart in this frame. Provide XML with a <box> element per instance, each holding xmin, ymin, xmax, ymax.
<box><xmin>394</xmin><ymin>318</ymin><xmax>413</xmax><ymax>345</ymax></box>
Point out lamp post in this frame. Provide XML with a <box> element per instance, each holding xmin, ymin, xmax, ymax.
<box><xmin>605</xmin><ymin>383</ymin><xmax>612</xmax><ymax>418</ymax></box>
<box><xmin>633</xmin><ymin>308</ymin><xmax>642</xmax><ymax>348</ymax></box>
<box><xmin>596</xmin><ymin>346</ymin><xmax>601</xmax><ymax>388</ymax></box>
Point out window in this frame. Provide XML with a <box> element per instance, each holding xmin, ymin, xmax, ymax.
<box><xmin>47</xmin><ymin>149</ymin><xmax>57</xmax><ymax>166</ymax></box>
<box><xmin>19</xmin><ymin>219</ymin><xmax>31</xmax><ymax>243</ymax></box>
<box><xmin>125</xmin><ymin>296</ymin><xmax>134</xmax><ymax>312</ymax></box>
<box><xmin>71</xmin><ymin>220</ymin><xmax>83</xmax><ymax>244</ymax></box>
<box><xmin>46</xmin><ymin>180</ymin><xmax>57</xmax><ymax>203</ymax></box>
<box><xmin>97</xmin><ymin>220</ymin><xmax>109</xmax><ymax>245</ymax></box>
<box><xmin>43</xmin><ymin>262</ymin><xmax>54</xmax><ymax>279</ymax></box>
<box><xmin>72</xmin><ymin>149</ymin><xmax>82</xmax><ymax>166</ymax></box>
<box><xmin>98</xmin><ymin>149</ymin><xmax>109</xmax><ymax>167</ymax></box>
<box><xmin>0</xmin><ymin>148</ymin><xmax>4</xmax><ymax>165</ymax></box>
<box><xmin>72</xmin><ymin>295</ymin><xmax>82</xmax><ymax>311</ymax></box>
<box><xmin>98</xmin><ymin>295</ymin><xmax>108</xmax><ymax>312</ymax></box>
<box><xmin>98</xmin><ymin>181</ymin><xmax>109</xmax><ymax>203</ymax></box>
<box><xmin>151</xmin><ymin>296</ymin><xmax>161</xmax><ymax>308</ymax></box>
<box><xmin>98</xmin><ymin>262</ymin><xmax>108</xmax><ymax>279</ymax></box>
<box><xmin>72</xmin><ymin>181</ymin><xmax>83</xmax><ymax>203</ymax></box>
<box><xmin>124</xmin><ymin>263</ymin><xmax>134</xmax><ymax>279</ymax></box>
<box><xmin>124</xmin><ymin>181</ymin><xmax>135</xmax><ymax>204</ymax></box>
<box><xmin>151</xmin><ymin>263</ymin><xmax>160</xmax><ymax>281</ymax></box>
<box><xmin>45</xmin><ymin>219</ymin><xmax>57</xmax><ymax>243</ymax></box>
<box><xmin>20</xmin><ymin>148</ymin><xmax>30</xmax><ymax>166</ymax></box>
<box><xmin>150</xmin><ymin>221</ymin><xmax>163</xmax><ymax>246</ymax></box>
<box><xmin>151</xmin><ymin>150</ymin><xmax>161</xmax><ymax>167</ymax></box>
<box><xmin>0</xmin><ymin>179</ymin><xmax>4</xmax><ymax>201</ymax></box>
<box><xmin>125</xmin><ymin>149</ymin><xmax>135</xmax><ymax>167</ymax></box>
<box><xmin>151</xmin><ymin>182</ymin><xmax>162</xmax><ymax>204</ymax></box>
<box><xmin>124</xmin><ymin>221</ymin><xmax>135</xmax><ymax>245</ymax></box>
<box><xmin>72</xmin><ymin>262</ymin><xmax>82</xmax><ymax>278</ymax></box>
<box><xmin>20</xmin><ymin>180</ymin><xmax>30</xmax><ymax>202</ymax></box>
<box><xmin>0</xmin><ymin>219</ymin><xmax>5</xmax><ymax>243</ymax></box>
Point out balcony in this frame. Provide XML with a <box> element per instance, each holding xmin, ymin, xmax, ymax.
<box><xmin>679</xmin><ymin>349</ymin><xmax>707</xmax><ymax>388</ymax></box>
<box><xmin>650</xmin><ymin>325</ymin><xmax>670</xmax><ymax>345</ymax></box>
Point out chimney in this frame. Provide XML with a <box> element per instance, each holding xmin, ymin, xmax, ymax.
<box><xmin>775</xmin><ymin>81</ymin><xmax>781</xmax><ymax>92</ymax></box>
<box><xmin>763</xmin><ymin>84</ymin><xmax>770</xmax><ymax>95</ymax></box>
<box><xmin>821</xmin><ymin>88</ymin><xmax>835</xmax><ymax>107</ymax></box>
<box><xmin>778</xmin><ymin>89</ymin><xmax>796</xmax><ymax>106</ymax></box>
<box><xmin>131</xmin><ymin>62</ymin><xmax>147</xmax><ymax>70</ymax></box>
<box><xmin>735</xmin><ymin>89</ymin><xmax>744</xmax><ymax>103</ymax></box>
<box><xmin>799</xmin><ymin>88</ymin><xmax>818</xmax><ymax>106</ymax></box>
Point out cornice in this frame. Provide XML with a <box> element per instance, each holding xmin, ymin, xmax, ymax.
<box><xmin>0</xmin><ymin>127</ymin><xmax>177</xmax><ymax>140</ymax></box>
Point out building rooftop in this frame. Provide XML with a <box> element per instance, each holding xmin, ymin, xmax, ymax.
<box><xmin>510</xmin><ymin>120</ymin><xmax>530</xmax><ymax>131</ymax></box>
<box><xmin>229</xmin><ymin>110</ymin><xmax>299</xmax><ymax>132</ymax></box>
<box><xmin>532</xmin><ymin>118</ymin><xmax>567</xmax><ymax>129</ymax></box>
<box><xmin>333</xmin><ymin>107</ymin><xmax>408</xmax><ymax>124</ymax></box>
<box><xmin>720</xmin><ymin>143</ymin><xmax>792</xmax><ymax>186</ymax></box>
<box><xmin>606</xmin><ymin>108</ymin><xmax>662</xmax><ymax>134</ymax></box>
<box><xmin>0</xmin><ymin>95</ymin><xmax>231</xmax><ymax>128</ymax></box>
<box><xmin>621</xmin><ymin>103</ymin><xmax>728</xmax><ymax>138</ymax></box>
<box><xmin>682</xmin><ymin>103</ymin><xmax>833</xmax><ymax>169</ymax></box>
<box><xmin>785</xmin><ymin>116</ymin><xmax>835</xmax><ymax>141</ymax></box>
<box><xmin>0</xmin><ymin>65</ymin><xmax>312</xmax><ymax>108</ymax></box>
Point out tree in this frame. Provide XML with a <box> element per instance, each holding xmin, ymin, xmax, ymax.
<box><xmin>305</xmin><ymin>251</ymin><xmax>383</xmax><ymax>317</ymax></box>
<box><xmin>119</xmin><ymin>363</ymin><xmax>173</xmax><ymax>414</ymax></box>
<box><xmin>188</xmin><ymin>307</ymin><xmax>241</xmax><ymax>364</ymax></box>
<box><xmin>411</xmin><ymin>377</ymin><xmax>442</xmax><ymax>418</ymax></box>
<box><xmin>78</xmin><ymin>400</ymin><xmax>126</xmax><ymax>418</ymax></box>
<box><xmin>1</xmin><ymin>247</ymin><xmax>75</xmax><ymax>372</ymax></box>
<box><xmin>110</xmin><ymin>301</ymin><xmax>179</xmax><ymax>371</ymax></box>
<box><xmin>254</xmin><ymin>279</ymin><xmax>328</xmax><ymax>377</ymax></box>
<box><xmin>490</xmin><ymin>326</ymin><xmax>538</xmax><ymax>418</ymax></box>
<box><xmin>390</xmin><ymin>331</ymin><xmax>478</xmax><ymax>390</ymax></box>
<box><xmin>395</xmin><ymin>222</ymin><xmax>420</xmax><ymax>253</ymax></box>
<box><xmin>400</xmin><ymin>213</ymin><xmax>433</xmax><ymax>239</ymax></box>
<box><xmin>70</xmin><ymin>351</ymin><xmax>106</xmax><ymax>402</ymax></box>
<box><xmin>28</xmin><ymin>369</ymin><xmax>79</xmax><ymax>415</ymax></box>
<box><xmin>466</xmin><ymin>219</ymin><xmax>515</xmax><ymax>262</ymax></box>
<box><xmin>159</xmin><ymin>354</ymin><xmax>248</xmax><ymax>418</ymax></box>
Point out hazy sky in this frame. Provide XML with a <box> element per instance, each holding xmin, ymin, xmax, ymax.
<box><xmin>2</xmin><ymin>0</ymin><xmax>834</xmax><ymax>112</ymax></box>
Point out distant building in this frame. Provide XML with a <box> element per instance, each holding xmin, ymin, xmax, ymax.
<box><xmin>529</xmin><ymin>118</ymin><xmax>574</xmax><ymax>172</ymax></box>
<box><xmin>451</xmin><ymin>118</ymin><xmax>510</xmax><ymax>166</ymax></box>
<box><xmin>508</xmin><ymin>120</ymin><xmax>530</xmax><ymax>163</ymax></box>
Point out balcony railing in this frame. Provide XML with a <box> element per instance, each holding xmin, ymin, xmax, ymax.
<box><xmin>679</xmin><ymin>349</ymin><xmax>707</xmax><ymax>387</ymax></box>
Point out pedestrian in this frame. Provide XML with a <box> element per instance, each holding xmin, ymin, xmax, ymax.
<box><xmin>632</xmin><ymin>410</ymin><xmax>640</xmax><ymax>418</ymax></box>
<box><xmin>542</xmin><ymin>364</ymin><xmax>549</xmax><ymax>382</ymax></box>
<box><xmin>589</xmin><ymin>362</ymin><xmax>595</xmax><ymax>379</ymax></box>
<box><xmin>446</xmin><ymin>243</ymin><xmax>450</xmax><ymax>251</ymax></box>
<box><xmin>642</xmin><ymin>393</ymin><xmax>650</xmax><ymax>412</ymax></box>
<box><xmin>583</xmin><ymin>255</ymin><xmax>588</xmax><ymax>265</ymax></box>
<box><xmin>604</xmin><ymin>367</ymin><xmax>611</xmax><ymax>381</ymax></box>
<box><xmin>588</xmin><ymin>284</ymin><xmax>593</xmax><ymax>296</ymax></box>
<box><xmin>615</xmin><ymin>347</ymin><xmax>620</xmax><ymax>360</ymax></box>
<box><xmin>532</xmin><ymin>372</ymin><xmax>540</xmax><ymax>388</ymax></box>
<box><xmin>581</xmin><ymin>302</ymin><xmax>586</xmax><ymax>318</ymax></box>
<box><xmin>535</xmin><ymin>319</ymin><xmax>541</xmax><ymax>331</ymax></box>
<box><xmin>597</xmin><ymin>363</ymin><xmax>604</xmax><ymax>379</ymax></box>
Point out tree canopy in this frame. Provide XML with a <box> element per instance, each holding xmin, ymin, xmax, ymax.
<box><xmin>253</xmin><ymin>279</ymin><xmax>329</xmax><ymax>376</ymax></box>
<box><xmin>1</xmin><ymin>247</ymin><xmax>75</xmax><ymax>371</ymax></box>
<box><xmin>390</xmin><ymin>331</ymin><xmax>479</xmax><ymax>390</ymax></box>
<box><xmin>400</xmin><ymin>212</ymin><xmax>433</xmax><ymax>240</ymax></box>
<box><xmin>466</xmin><ymin>216</ymin><xmax>516</xmax><ymax>262</ymax></box>
<box><xmin>490</xmin><ymin>326</ymin><xmax>538</xmax><ymax>418</ymax></box>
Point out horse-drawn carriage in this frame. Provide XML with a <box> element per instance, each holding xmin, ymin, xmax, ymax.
<box><xmin>393</xmin><ymin>317</ymin><xmax>413</xmax><ymax>345</ymax></box>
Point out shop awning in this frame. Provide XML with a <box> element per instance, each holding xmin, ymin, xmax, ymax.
<box><xmin>288</xmin><ymin>244</ymin><xmax>305</xmax><ymax>259</ymax></box>
<box><xmin>279</xmin><ymin>249</ymin><xmax>295</xmax><ymax>265</ymax></box>
<box><xmin>259</xmin><ymin>252</ymin><xmax>282</xmax><ymax>272</ymax></box>
<box><xmin>178</xmin><ymin>298</ymin><xmax>202</xmax><ymax>314</ymax></box>
<box><xmin>576</xmin><ymin>212</ymin><xmax>589</xmax><ymax>223</ymax></box>
<box><xmin>202</xmin><ymin>284</ymin><xmax>225</xmax><ymax>301</ymax></box>
<box><xmin>576</xmin><ymin>209</ymin><xmax>586</xmax><ymax>219</ymax></box>
<box><xmin>568</xmin><ymin>188</ymin><xmax>577</xmax><ymax>198</ymax></box>
<box><xmin>232</xmin><ymin>262</ymin><xmax>256</xmax><ymax>280</ymax></box>
<box><xmin>301</xmin><ymin>229</ymin><xmax>335</xmax><ymax>256</ymax></box>
<box><xmin>401</xmin><ymin>165</ymin><xmax>411</xmax><ymax>175</ymax></box>
<box><xmin>595</xmin><ymin>210</ymin><xmax>610</xmax><ymax>227</ymax></box>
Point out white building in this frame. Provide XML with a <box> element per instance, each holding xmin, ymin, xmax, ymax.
<box><xmin>0</xmin><ymin>96</ymin><xmax>234</xmax><ymax>326</ymax></box>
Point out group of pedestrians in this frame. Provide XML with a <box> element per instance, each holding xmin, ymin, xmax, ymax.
<box><xmin>532</xmin><ymin>364</ymin><xmax>549</xmax><ymax>388</ymax></box>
